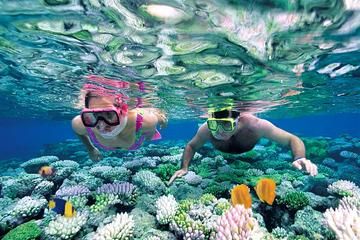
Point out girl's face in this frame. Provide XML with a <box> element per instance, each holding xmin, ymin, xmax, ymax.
<box><xmin>88</xmin><ymin>96</ymin><xmax>125</xmax><ymax>134</ymax></box>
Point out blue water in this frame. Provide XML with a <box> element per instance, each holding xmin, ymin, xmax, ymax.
<box><xmin>1</xmin><ymin>113</ymin><xmax>359</xmax><ymax>161</ymax></box>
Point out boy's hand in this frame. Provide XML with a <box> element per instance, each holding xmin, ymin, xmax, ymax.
<box><xmin>168</xmin><ymin>168</ymin><xmax>188</xmax><ymax>186</ymax></box>
<box><xmin>292</xmin><ymin>158</ymin><xmax>318</xmax><ymax>176</ymax></box>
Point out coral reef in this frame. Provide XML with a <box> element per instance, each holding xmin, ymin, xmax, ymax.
<box><xmin>156</xmin><ymin>195</ymin><xmax>178</xmax><ymax>225</ymax></box>
<box><xmin>277</xmin><ymin>191</ymin><xmax>310</xmax><ymax>211</ymax></box>
<box><xmin>0</xmin><ymin>134</ymin><xmax>359</xmax><ymax>240</ymax></box>
<box><xmin>216</xmin><ymin>204</ymin><xmax>256</xmax><ymax>240</ymax></box>
<box><xmin>92</xmin><ymin>213</ymin><xmax>134</xmax><ymax>240</ymax></box>
<box><xmin>327</xmin><ymin>180</ymin><xmax>360</xmax><ymax>197</ymax></box>
<box><xmin>324</xmin><ymin>196</ymin><xmax>360</xmax><ymax>239</ymax></box>
<box><xmin>45</xmin><ymin>212</ymin><xmax>88</xmax><ymax>239</ymax></box>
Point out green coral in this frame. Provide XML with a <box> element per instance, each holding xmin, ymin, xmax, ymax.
<box><xmin>317</xmin><ymin>165</ymin><xmax>336</xmax><ymax>177</ymax></box>
<box><xmin>199</xmin><ymin>194</ymin><xmax>216</xmax><ymax>206</ymax></box>
<box><xmin>293</xmin><ymin>236</ymin><xmax>310</xmax><ymax>240</ymax></box>
<box><xmin>214</xmin><ymin>168</ymin><xmax>244</xmax><ymax>183</ymax></box>
<box><xmin>239</xmin><ymin>150</ymin><xmax>260</xmax><ymax>160</ymax></box>
<box><xmin>253</xmin><ymin>160</ymin><xmax>291</xmax><ymax>171</ymax></box>
<box><xmin>191</xmin><ymin>163</ymin><xmax>214</xmax><ymax>178</ymax></box>
<box><xmin>2</xmin><ymin>220</ymin><xmax>42</xmax><ymax>240</ymax></box>
<box><xmin>214</xmin><ymin>200</ymin><xmax>231</xmax><ymax>215</ymax></box>
<box><xmin>303</xmin><ymin>138</ymin><xmax>329</xmax><ymax>163</ymax></box>
<box><xmin>229</xmin><ymin>160</ymin><xmax>252</xmax><ymax>170</ymax></box>
<box><xmin>67</xmin><ymin>196</ymin><xmax>88</xmax><ymax>210</ymax></box>
<box><xmin>173</xmin><ymin>211</ymin><xmax>206</xmax><ymax>234</ymax></box>
<box><xmin>244</xmin><ymin>174</ymin><xmax>283</xmax><ymax>187</ymax></box>
<box><xmin>203</xmin><ymin>183</ymin><xmax>230</xmax><ymax>198</ymax></box>
<box><xmin>178</xmin><ymin>199</ymin><xmax>196</xmax><ymax>212</ymax></box>
<box><xmin>278</xmin><ymin>191</ymin><xmax>309</xmax><ymax>211</ymax></box>
<box><xmin>90</xmin><ymin>194</ymin><xmax>119</xmax><ymax>212</ymax></box>
<box><xmin>153</xmin><ymin>164</ymin><xmax>178</xmax><ymax>182</ymax></box>
<box><xmin>293</xmin><ymin>207</ymin><xmax>336</xmax><ymax>240</ymax></box>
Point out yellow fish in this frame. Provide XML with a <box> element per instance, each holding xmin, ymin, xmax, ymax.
<box><xmin>48</xmin><ymin>198</ymin><xmax>76</xmax><ymax>218</ymax></box>
<box><xmin>230</xmin><ymin>184</ymin><xmax>252</xmax><ymax>209</ymax></box>
<box><xmin>254</xmin><ymin>178</ymin><xmax>276</xmax><ymax>205</ymax></box>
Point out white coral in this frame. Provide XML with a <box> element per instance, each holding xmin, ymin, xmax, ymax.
<box><xmin>143</xmin><ymin>237</ymin><xmax>160</xmax><ymax>240</ymax></box>
<box><xmin>327</xmin><ymin>180</ymin><xmax>360</xmax><ymax>197</ymax></box>
<box><xmin>156</xmin><ymin>195</ymin><xmax>178</xmax><ymax>224</ymax></box>
<box><xmin>20</xmin><ymin>155</ymin><xmax>59</xmax><ymax>173</ymax></box>
<box><xmin>89</xmin><ymin>166</ymin><xmax>113</xmax><ymax>177</ymax></box>
<box><xmin>12</xmin><ymin>196</ymin><xmax>47</xmax><ymax>218</ymax></box>
<box><xmin>92</xmin><ymin>213</ymin><xmax>134</xmax><ymax>240</ymax></box>
<box><xmin>183</xmin><ymin>171</ymin><xmax>202</xmax><ymax>186</ymax></box>
<box><xmin>324</xmin><ymin>196</ymin><xmax>360</xmax><ymax>240</ymax></box>
<box><xmin>133</xmin><ymin>170</ymin><xmax>165</xmax><ymax>193</ymax></box>
<box><xmin>51</xmin><ymin>160</ymin><xmax>80</xmax><ymax>170</ymax></box>
<box><xmin>33</xmin><ymin>180</ymin><xmax>54</xmax><ymax>196</ymax></box>
<box><xmin>45</xmin><ymin>212</ymin><xmax>88</xmax><ymax>239</ymax></box>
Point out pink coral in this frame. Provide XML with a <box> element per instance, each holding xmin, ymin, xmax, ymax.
<box><xmin>216</xmin><ymin>205</ymin><xmax>256</xmax><ymax>240</ymax></box>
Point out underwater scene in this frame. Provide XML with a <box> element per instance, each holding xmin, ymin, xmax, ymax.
<box><xmin>0</xmin><ymin>0</ymin><xmax>360</xmax><ymax>239</ymax></box>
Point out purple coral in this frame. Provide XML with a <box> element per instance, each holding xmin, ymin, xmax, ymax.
<box><xmin>96</xmin><ymin>182</ymin><xmax>136</xmax><ymax>197</ymax></box>
<box><xmin>95</xmin><ymin>182</ymin><xmax>137</xmax><ymax>206</ymax></box>
<box><xmin>55</xmin><ymin>185</ymin><xmax>91</xmax><ymax>197</ymax></box>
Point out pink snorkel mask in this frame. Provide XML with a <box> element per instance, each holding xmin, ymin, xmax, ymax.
<box><xmin>81</xmin><ymin>78</ymin><xmax>130</xmax><ymax>138</ymax></box>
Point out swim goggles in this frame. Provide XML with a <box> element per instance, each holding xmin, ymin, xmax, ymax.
<box><xmin>81</xmin><ymin>106</ymin><xmax>122</xmax><ymax>127</ymax></box>
<box><xmin>207</xmin><ymin>118</ymin><xmax>237</xmax><ymax>132</ymax></box>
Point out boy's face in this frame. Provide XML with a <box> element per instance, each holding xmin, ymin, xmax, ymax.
<box><xmin>210</xmin><ymin>122</ymin><xmax>237</xmax><ymax>140</ymax></box>
<box><xmin>207</xmin><ymin>109</ymin><xmax>238</xmax><ymax>140</ymax></box>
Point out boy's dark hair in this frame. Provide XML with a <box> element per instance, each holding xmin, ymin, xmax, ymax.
<box><xmin>212</xmin><ymin>109</ymin><xmax>240</xmax><ymax>119</ymax></box>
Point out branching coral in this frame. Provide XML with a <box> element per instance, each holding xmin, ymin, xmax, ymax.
<box><xmin>156</xmin><ymin>195</ymin><xmax>178</xmax><ymax>225</ymax></box>
<box><xmin>327</xmin><ymin>180</ymin><xmax>360</xmax><ymax>197</ymax></box>
<box><xmin>45</xmin><ymin>212</ymin><xmax>88</xmax><ymax>239</ymax></box>
<box><xmin>92</xmin><ymin>213</ymin><xmax>134</xmax><ymax>240</ymax></box>
<box><xmin>216</xmin><ymin>204</ymin><xmax>256</xmax><ymax>240</ymax></box>
<box><xmin>324</xmin><ymin>196</ymin><xmax>360</xmax><ymax>240</ymax></box>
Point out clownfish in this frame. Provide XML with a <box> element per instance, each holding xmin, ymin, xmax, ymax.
<box><xmin>39</xmin><ymin>166</ymin><xmax>55</xmax><ymax>177</ymax></box>
<box><xmin>48</xmin><ymin>198</ymin><xmax>76</xmax><ymax>218</ymax></box>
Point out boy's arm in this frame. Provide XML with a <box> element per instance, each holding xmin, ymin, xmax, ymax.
<box><xmin>168</xmin><ymin>123</ymin><xmax>210</xmax><ymax>185</ymax></box>
<box><xmin>256</xmin><ymin>119</ymin><xmax>318</xmax><ymax>176</ymax></box>
<box><xmin>256</xmin><ymin>119</ymin><xmax>305</xmax><ymax>159</ymax></box>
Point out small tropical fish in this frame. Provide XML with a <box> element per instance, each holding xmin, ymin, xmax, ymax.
<box><xmin>39</xmin><ymin>166</ymin><xmax>55</xmax><ymax>177</ymax></box>
<box><xmin>48</xmin><ymin>198</ymin><xmax>76</xmax><ymax>218</ymax></box>
<box><xmin>254</xmin><ymin>178</ymin><xmax>276</xmax><ymax>205</ymax></box>
<box><xmin>230</xmin><ymin>184</ymin><xmax>252</xmax><ymax>208</ymax></box>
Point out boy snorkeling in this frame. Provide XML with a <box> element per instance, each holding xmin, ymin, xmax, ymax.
<box><xmin>168</xmin><ymin>107</ymin><xmax>317</xmax><ymax>185</ymax></box>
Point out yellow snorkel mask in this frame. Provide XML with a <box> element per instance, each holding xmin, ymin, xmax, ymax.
<box><xmin>207</xmin><ymin>107</ymin><xmax>240</xmax><ymax>132</ymax></box>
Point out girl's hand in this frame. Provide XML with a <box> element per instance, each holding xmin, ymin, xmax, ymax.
<box><xmin>89</xmin><ymin>148</ymin><xmax>103</xmax><ymax>161</ymax></box>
